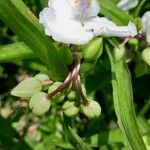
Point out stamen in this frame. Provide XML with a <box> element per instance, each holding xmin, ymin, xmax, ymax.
<box><xmin>72</xmin><ymin>0</ymin><xmax>92</xmax><ymax>7</ymax></box>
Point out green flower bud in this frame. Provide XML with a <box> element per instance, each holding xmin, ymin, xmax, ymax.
<box><xmin>11</xmin><ymin>78</ymin><xmax>42</xmax><ymax>98</ymax></box>
<box><xmin>48</xmin><ymin>82</ymin><xmax>65</xmax><ymax>103</ymax></box>
<box><xmin>128</xmin><ymin>38</ymin><xmax>138</xmax><ymax>50</ymax></box>
<box><xmin>34</xmin><ymin>73</ymin><xmax>50</xmax><ymax>82</ymax></box>
<box><xmin>82</xmin><ymin>37</ymin><xmax>103</xmax><ymax>62</ymax></box>
<box><xmin>114</xmin><ymin>45</ymin><xmax>125</xmax><ymax>62</ymax></box>
<box><xmin>67</xmin><ymin>91</ymin><xmax>76</xmax><ymax>101</ymax></box>
<box><xmin>142</xmin><ymin>48</ymin><xmax>150</xmax><ymax>66</ymax></box>
<box><xmin>54</xmin><ymin>93</ymin><xmax>65</xmax><ymax>103</ymax></box>
<box><xmin>62</xmin><ymin>101</ymin><xmax>79</xmax><ymax>117</ymax></box>
<box><xmin>29</xmin><ymin>92</ymin><xmax>50</xmax><ymax>115</ymax></box>
<box><xmin>48</xmin><ymin>82</ymin><xmax>62</xmax><ymax>93</ymax></box>
<box><xmin>81</xmin><ymin>100</ymin><xmax>101</xmax><ymax>119</ymax></box>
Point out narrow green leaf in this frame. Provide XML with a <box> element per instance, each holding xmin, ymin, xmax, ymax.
<box><xmin>106</xmin><ymin>43</ymin><xmax>146</xmax><ymax>150</ymax></box>
<box><xmin>131</xmin><ymin>0</ymin><xmax>146</xmax><ymax>17</ymax></box>
<box><xmin>0</xmin><ymin>0</ymin><xmax>68</xmax><ymax>80</ymax></box>
<box><xmin>98</xmin><ymin>0</ymin><xmax>130</xmax><ymax>25</ymax></box>
<box><xmin>85</xmin><ymin>130</ymin><xmax>124</xmax><ymax>147</ymax></box>
<box><xmin>0</xmin><ymin>42</ymin><xmax>34</xmax><ymax>63</ymax></box>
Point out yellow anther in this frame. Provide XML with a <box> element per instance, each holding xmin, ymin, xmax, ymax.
<box><xmin>72</xmin><ymin>0</ymin><xmax>92</xmax><ymax>6</ymax></box>
<box><xmin>87</xmin><ymin>0</ymin><xmax>92</xmax><ymax>5</ymax></box>
<box><xmin>73</xmin><ymin>0</ymin><xmax>79</xmax><ymax>4</ymax></box>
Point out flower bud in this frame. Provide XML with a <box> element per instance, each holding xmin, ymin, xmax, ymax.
<box><xmin>11</xmin><ymin>78</ymin><xmax>42</xmax><ymax>98</ymax></box>
<box><xmin>142</xmin><ymin>48</ymin><xmax>150</xmax><ymax>66</ymax></box>
<box><xmin>48</xmin><ymin>82</ymin><xmax>65</xmax><ymax>102</ymax></box>
<box><xmin>34</xmin><ymin>73</ymin><xmax>50</xmax><ymax>82</ymax></box>
<box><xmin>29</xmin><ymin>92</ymin><xmax>50</xmax><ymax>115</ymax></box>
<box><xmin>81</xmin><ymin>100</ymin><xmax>101</xmax><ymax>118</ymax></box>
<box><xmin>82</xmin><ymin>37</ymin><xmax>103</xmax><ymax>62</ymax></box>
<box><xmin>62</xmin><ymin>101</ymin><xmax>79</xmax><ymax>117</ymax></box>
<box><xmin>67</xmin><ymin>91</ymin><xmax>76</xmax><ymax>101</ymax></box>
<box><xmin>48</xmin><ymin>82</ymin><xmax>62</xmax><ymax>93</ymax></box>
<box><xmin>54</xmin><ymin>93</ymin><xmax>65</xmax><ymax>103</ymax></box>
<box><xmin>128</xmin><ymin>38</ymin><xmax>138</xmax><ymax>51</ymax></box>
<box><xmin>114</xmin><ymin>45</ymin><xmax>125</xmax><ymax>62</ymax></box>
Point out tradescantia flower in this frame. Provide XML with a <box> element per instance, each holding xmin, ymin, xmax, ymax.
<box><xmin>142</xmin><ymin>11</ymin><xmax>150</xmax><ymax>44</ymax></box>
<box><xmin>117</xmin><ymin>0</ymin><xmax>139</xmax><ymax>11</ymax></box>
<box><xmin>39</xmin><ymin>0</ymin><xmax>137</xmax><ymax>45</ymax></box>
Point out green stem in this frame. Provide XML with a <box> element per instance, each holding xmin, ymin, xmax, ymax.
<box><xmin>106</xmin><ymin>45</ymin><xmax>146</xmax><ymax>150</ymax></box>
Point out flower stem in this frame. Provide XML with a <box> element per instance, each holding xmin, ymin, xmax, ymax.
<box><xmin>106</xmin><ymin>44</ymin><xmax>146</xmax><ymax>150</ymax></box>
<box><xmin>47</xmin><ymin>57</ymin><xmax>80</xmax><ymax>100</ymax></box>
<box><xmin>75</xmin><ymin>75</ymin><xmax>89</xmax><ymax>106</ymax></box>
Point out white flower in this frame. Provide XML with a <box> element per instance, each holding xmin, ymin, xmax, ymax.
<box><xmin>142</xmin><ymin>11</ymin><xmax>150</xmax><ymax>44</ymax></box>
<box><xmin>117</xmin><ymin>0</ymin><xmax>139</xmax><ymax>10</ymax></box>
<box><xmin>39</xmin><ymin>0</ymin><xmax>137</xmax><ymax>45</ymax></box>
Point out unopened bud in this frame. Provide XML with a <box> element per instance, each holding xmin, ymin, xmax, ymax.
<box><xmin>34</xmin><ymin>73</ymin><xmax>50</xmax><ymax>82</ymax></box>
<box><xmin>81</xmin><ymin>100</ymin><xmax>101</xmax><ymax>118</ymax></box>
<box><xmin>54</xmin><ymin>93</ymin><xmax>65</xmax><ymax>103</ymax></box>
<box><xmin>82</xmin><ymin>37</ymin><xmax>103</xmax><ymax>62</ymax></box>
<box><xmin>142</xmin><ymin>48</ymin><xmax>150</xmax><ymax>66</ymax></box>
<box><xmin>11</xmin><ymin>78</ymin><xmax>42</xmax><ymax>98</ymax></box>
<box><xmin>29</xmin><ymin>92</ymin><xmax>50</xmax><ymax>115</ymax></box>
<box><xmin>128</xmin><ymin>38</ymin><xmax>138</xmax><ymax>50</ymax></box>
<box><xmin>114</xmin><ymin>45</ymin><xmax>125</xmax><ymax>62</ymax></box>
<box><xmin>48</xmin><ymin>82</ymin><xmax>65</xmax><ymax>102</ymax></box>
<box><xmin>48</xmin><ymin>82</ymin><xmax>62</xmax><ymax>93</ymax></box>
<box><xmin>62</xmin><ymin>101</ymin><xmax>79</xmax><ymax>117</ymax></box>
<box><xmin>67</xmin><ymin>91</ymin><xmax>76</xmax><ymax>101</ymax></box>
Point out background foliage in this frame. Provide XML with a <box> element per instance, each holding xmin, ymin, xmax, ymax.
<box><xmin>0</xmin><ymin>0</ymin><xmax>150</xmax><ymax>150</ymax></box>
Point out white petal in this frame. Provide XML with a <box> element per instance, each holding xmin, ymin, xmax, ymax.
<box><xmin>39</xmin><ymin>7</ymin><xmax>93</xmax><ymax>45</ymax></box>
<box><xmin>117</xmin><ymin>0</ymin><xmax>139</xmax><ymax>10</ymax></box>
<box><xmin>48</xmin><ymin>0</ymin><xmax>74</xmax><ymax>19</ymax></box>
<box><xmin>67</xmin><ymin>0</ymin><xmax>100</xmax><ymax>21</ymax></box>
<box><xmin>142</xmin><ymin>11</ymin><xmax>150</xmax><ymax>43</ymax></box>
<box><xmin>39</xmin><ymin>7</ymin><xmax>55</xmax><ymax>36</ymax></box>
<box><xmin>84</xmin><ymin>17</ymin><xmax>137</xmax><ymax>37</ymax></box>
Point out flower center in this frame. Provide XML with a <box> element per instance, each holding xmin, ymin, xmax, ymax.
<box><xmin>73</xmin><ymin>0</ymin><xmax>92</xmax><ymax>7</ymax></box>
<box><xmin>72</xmin><ymin>0</ymin><xmax>93</xmax><ymax>22</ymax></box>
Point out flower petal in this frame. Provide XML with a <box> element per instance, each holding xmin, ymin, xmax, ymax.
<box><xmin>142</xmin><ymin>11</ymin><xmax>150</xmax><ymax>43</ymax></box>
<box><xmin>84</xmin><ymin>17</ymin><xmax>137</xmax><ymax>37</ymax></box>
<box><xmin>48</xmin><ymin>0</ymin><xmax>73</xmax><ymax>19</ymax></box>
<box><xmin>67</xmin><ymin>0</ymin><xmax>100</xmax><ymax>21</ymax></box>
<box><xmin>117</xmin><ymin>0</ymin><xmax>139</xmax><ymax>10</ymax></box>
<box><xmin>39</xmin><ymin>7</ymin><xmax>93</xmax><ymax>45</ymax></box>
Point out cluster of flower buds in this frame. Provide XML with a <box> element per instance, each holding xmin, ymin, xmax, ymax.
<box><xmin>11</xmin><ymin>74</ymin><xmax>52</xmax><ymax>115</ymax></box>
<box><xmin>11</xmin><ymin>36</ymin><xmax>103</xmax><ymax>118</ymax></box>
<box><xmin>62</xmin><ymin>87</ymin><xmax>101</xmax><ymax>118</ymax></box>
<box><xmin>11</xmin><ymin>70</ymin><xmax>101</xmax><ymax>119</ymax></box>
